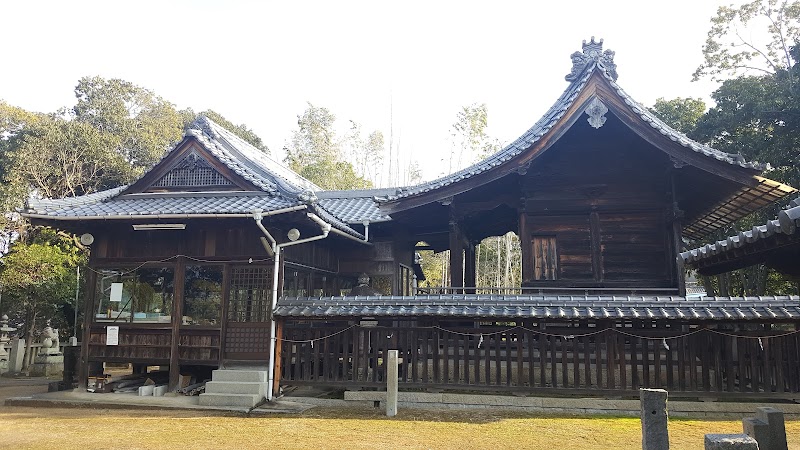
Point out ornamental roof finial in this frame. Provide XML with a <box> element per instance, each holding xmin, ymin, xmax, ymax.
<box><xmin>565</xmin><ymin>37</ymin><xmax>618</xmax><ymax>82</ymax></box>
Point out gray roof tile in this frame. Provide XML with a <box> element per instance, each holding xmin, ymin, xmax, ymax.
<box><xmin>274</xmin><ymin>294</ymin><xmax>800</xmax><ymax>320</ymax></box>
<box><xmin>682</xmin><ymin>197</ymin><xmax>800</xmax><ymax>265</ymax></box>
<box><xmin>380</xmin><ymin>52</ymin><xmax>764</xmax><ymax>204</ymax></box>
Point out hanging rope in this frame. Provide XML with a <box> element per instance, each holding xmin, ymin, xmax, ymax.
<box><xmin>84</xmin><ymin>254</ymin><xmax>273</xmax><ymax>276</ymax></box>
<box><xmin>281</xmin><ymin>323</ymin><xmax>800</xmax><ymax>344</ymax></box>
<box><xmin>280</xmin><ymin>325</ymin><xmax>357</xmax><ymax>344</ymax></box>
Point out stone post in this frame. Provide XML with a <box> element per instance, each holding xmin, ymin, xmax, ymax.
<box><xmin>755</xmin><ymin>407</ymin><xmax>787</xmax><ymax>450</ymax></box>
<box><xmin>386</xmin><ymin>349</ymin><xmax>398</xmax><ymax>417</ymax></box>
<box><xmin>742</xmin><ymin>417</ymin><xmax>770</xmax><ymax>449</ymax></box>
<box><xmin>640</xmin><ymin>388</ymin><xmax>669</xmax><ymax>450</ymax></box>
<box><xmin>704</xmin><ymin>434</ymin><xmax>758</xmax><ymax>449</ymax></box>
<box><xmin>9</xmin><ymin>338</ymin><xmax>25</xmax><ymax>373</ymax></box>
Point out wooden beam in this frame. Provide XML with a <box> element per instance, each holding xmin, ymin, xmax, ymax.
<box><xmin>464</xmin><ymin>242</ymin><xmax>476</xmax><ymax>293</ymax></box>
<box><xmin>169</xmin><ymin>256</ymin><xmax>186</xmax><ymax>391</ymax></box>
<box><xmin>449</xmin><ymin>221</ymin><xmax>464</xmax><ymax>292</ymax></box>
<box><xmin>520</xmin><ymin>212</ymin><xmax>533</xmax><ymax>283</ymax></box>
<box><xmin>272</xmin><ymin>319</ymin><xmax>284</xmax><ymax>397</ymax></box>
<box><xmin>78</xmin><ymin>267</ymin><xmax>97</xmax><ymax>388</ymax></box>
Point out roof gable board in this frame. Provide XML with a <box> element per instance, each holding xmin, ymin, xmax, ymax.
<box><xmin>126</xmin><ymin>138</ymin><xmax>260</xmax><ymax>194</ymax></box>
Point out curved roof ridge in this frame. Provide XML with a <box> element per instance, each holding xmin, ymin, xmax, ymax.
<box><xmin>380</xmin><ymin>62</ymin><xmax>596</xmax><ymax>202</ymax></box>
<box><xmin>381</xmin><ymin>41</ymin><xmax>767</xmax><ymax>204</ymax></box>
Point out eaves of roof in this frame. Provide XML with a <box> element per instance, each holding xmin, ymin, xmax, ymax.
<box><xmin>682</xmin><ymin>197</ymin><xmax>800</xmax><ymax>265</ymax></box>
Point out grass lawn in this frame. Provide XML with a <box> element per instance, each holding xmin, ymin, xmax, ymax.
<box><xmin>2</xmin><ymin>405</ymin><xmax>800</xmax><ymax>449</ymax></box>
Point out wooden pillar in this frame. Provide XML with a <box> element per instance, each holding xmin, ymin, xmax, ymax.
<box><xmin>464</xmin><ymin>242</ymin><xmax>476</xmax><ymax>294</ymax></box>
<box><xmin>519</xmin><ymin>212</ymin><xmax>533</xmax><ymax>283</ymax></box>
<box><xmin>272</xmin><ymin>318</ymin><xmax>284</xmax><ymax>397</ymax></box>
<box><xmin>669</xmin><ymin>170</ymin><xmax>686</xmax><ymax>296</ymax></box>
<box><xmin>78</xmin><ymin>267</ymin><xmax>97</xmax><ymax>388</ymax></box>
<box><xmin>673</xmin><ymin>219</ymin><xmax>686</xmax><ymax>296</ymax></box>
<box><xmin>218</xmin><ymin>264</ymin><xmax>231</xmax><ymax>368</ymax></box>
<box><xmin>169</xmin><ymin>256</ymin><xmax>186</xmax><ymax>391</ymax></box>
<box><xmin>449</xmin><ymin>221</ymin><xmax>464</xmax><ymax>293</ymax></box>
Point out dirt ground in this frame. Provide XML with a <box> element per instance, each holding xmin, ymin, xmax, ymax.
<box><xmin>1</xmin><ymin>380</ymin><xmax>799</xmax><ymax>450</ymax></box>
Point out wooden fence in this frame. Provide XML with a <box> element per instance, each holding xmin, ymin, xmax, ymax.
<box><xmin>279</xmin><ymin>321</ymin><xmax>800</xmax><ymax>398</ymax></box>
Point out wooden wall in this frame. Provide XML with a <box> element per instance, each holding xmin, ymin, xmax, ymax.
<box><xmin>518</xmin><ymin>120</ymin><xmax>675</xmax><ymax>288</ymax></box>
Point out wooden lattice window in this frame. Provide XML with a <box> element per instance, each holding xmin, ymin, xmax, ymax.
<box><xmin>532</xmin><ymin>236</ymin><xmax>558</xmax><ymax>280</ymax></box>
<box><xmin>227</xmin><ymin>267</ymin><xmax>271</xmax><ymax>322</ymax></box>
<box><xmin>154</xmin><ymin>152</ymin><xmax>233</xmax><ymax>188</ymax></box>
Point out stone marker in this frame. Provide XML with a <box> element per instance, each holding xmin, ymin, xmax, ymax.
<box><xmin>8</xmin><ymin>338</ymin><xmax>25</xmax><ymax>373</ymax></box>
<box><xmin>756</xmin><ymin>407</ymin><xmax>787</xmax><ymax>450</ymax></box>
<box><xmin>704</xmin><ymin>434</ymin><xmax>759</xmax><ymax>450</ymax></box>
<box><xmin>742</xmin><ymin>417</ymin><xmax>770</xmax><ymax>449</ymax></box>
<box><xmin>386</xmin><ymin>350</ymin><xmax>398</xmax><ymax>417</ymax></box>
<box><xmin>640</xmin><ymin>388</ymin><xmax>669</xmax><ymax>450</ymax></box>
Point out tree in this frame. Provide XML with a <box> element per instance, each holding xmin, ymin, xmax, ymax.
<box><xmin>648</xmin><ymin>97</ymin><xmax>707</xmax><ymax>135</ymax></box>
<box><xmin>687</xmin><ymin>0</ymin><xmax>800</xmax><ymax>295</ymax></box>
<box><xmin>72</xmin><ymin>76</ymin><xmax>185</xmax><ymax>176</ymax></box>
<box><xmin>694</xmin><ymin>0</ymin><xmax>800</xmax><ymax>82</ymax></box>
<box><xmin>284</xmin><ymin>103</ymin><xmax>371</xmax><ymax>190</ymax></box>
<box><xmin>344</xmin><ymin>121</ymin><xmax>384</xmax><ymax>185</ymax></box>
<box><xmin>449</xmin><ymin>103</ymin><xmax>501</xmax><ymax>173</ymax></box>
<box><xmin>0</xmin><ymin>228</ymin><xmax>82</xmax><ymax>367</ymax></box>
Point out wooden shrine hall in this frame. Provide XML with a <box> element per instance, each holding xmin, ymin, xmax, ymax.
<box><xmin>23</xmin><ymin>38</ymin><xmax>800</xmax><ymax>404</ymax></box>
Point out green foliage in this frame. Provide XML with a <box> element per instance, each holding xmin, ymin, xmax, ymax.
<box><xmin>72</xmin><ymin>76</ymin><xmax>185</xmax><ymax>175</ymax></box>
<box><xmin>694</xmin><ymin>0</ymin><xmax>800</xmax><ymax>81</ymax></box>
<box><xmin>344</xmin><ymin>121</ymin><xmax>384</xmax><ymax>185</ymax></box>
<box><xmin>448</xmin><ymin>103</ymin><xmax>501</xmax><ymax>173</ymax></box>
<box><xmin>648</xmin><ymin>97</ymin><xmax>707</xmax><ymax>135</ymax></box>
<box><xmin>0</xmin><ymin>233</ymin><xmax>81</xmax><ymax>331</ymax></box>
<box><xmin>284</xmin><ymin>102</ymin><xmax>372</xmax><ymax>190</ymax></box>
<box><xmin>695</xmin><ymin>73</ymin><xmax>800</xmax><ymax>187</ymax></box>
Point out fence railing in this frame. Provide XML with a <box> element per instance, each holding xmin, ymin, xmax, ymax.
<box><xmin>280</xmin><ymin>322</ymin><xmax>800</xmax><ymax>398</ymax></box>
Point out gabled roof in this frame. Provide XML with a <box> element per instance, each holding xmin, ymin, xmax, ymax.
<box><xmin>21</xmin><ymin>116</ymin><xmax>366</xmax><ymax>240</ymax></box>
<box><xmin>123</xmin><ymin>116</ymin><xmax>321</xmax><ymax>196</ymax></box>
<box><xmin>379</xmin><ymin>38</ymin><xmax>795</xmax><ymax>239</ymax></box>
<box><xmin>275</xmin><ymin>294</ymin><xmax>800</xmax><ymax>320</ymax></box>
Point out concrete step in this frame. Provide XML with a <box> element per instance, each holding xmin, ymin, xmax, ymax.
<box><xmin>205</xmin><ymin>381</ymin><xmax>265</xmax><ymax>396</ymax></box>
<box><xmin>198</xmin><ymin>392</ymin><xmax>262</xmax><ymax>408</ymax></box>
<box><xmin>211</xmin><ymin>369</ymin><xmax>268</xmax><ymax>383</ymax></box>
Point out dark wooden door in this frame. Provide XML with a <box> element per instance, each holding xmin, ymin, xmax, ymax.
<box><xmin>223</xmin><ymin>266</ymin><xmax>272</xmax><ymax>360</ymax></box>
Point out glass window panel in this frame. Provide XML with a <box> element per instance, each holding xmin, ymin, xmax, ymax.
<box><xmin>94</xmin><ymin>266</ymin><xmax>174</xmax><ymax>323</ymax></box>
<box><xmin>183</xmin><ymin>265</ymin><xmax>223</xmax><ymax>326</ymax></box>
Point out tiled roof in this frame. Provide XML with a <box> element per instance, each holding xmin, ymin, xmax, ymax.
<box><xmin>25</xmin><ymin>191</ymin><xmax>299</xmax><ymax>218</ymax></box>
<box><xmin>21</xmin><ymin>116</ymin><xmax>366</xmax><ymax>239</ymax></box>
<box><xmin>183</xmin><ymin>116</ymin><xmax>321</xmax><ymax>195</ymax></box>
<box><xmin>682</xmin><ymin>197</ymin><xmax>800</xmax><ymax>265</ymax></box>
<box><xmin>274</xmin><ymin>295</ymin><xmax>800</xmax><ymax>320</ymax></box>
<box><xmin>380</xmin><ymin>48</ymin><xmax>764</xmax><ymax>204</ymax></box>
<box><xmin>317</xmin><ymin>188</ymin><xmax>395</xmax><ymax>224</ymax></box>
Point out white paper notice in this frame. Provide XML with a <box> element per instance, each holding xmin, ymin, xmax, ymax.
<box><xmin>106</xmin><ymin>326</ymin><xmax>119</xmax><ymax>346</ymax></box>
<box><xmin>110</xmin><ymin>282</ymin><xmax>123</xmax><ymax>302</ymax></box>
